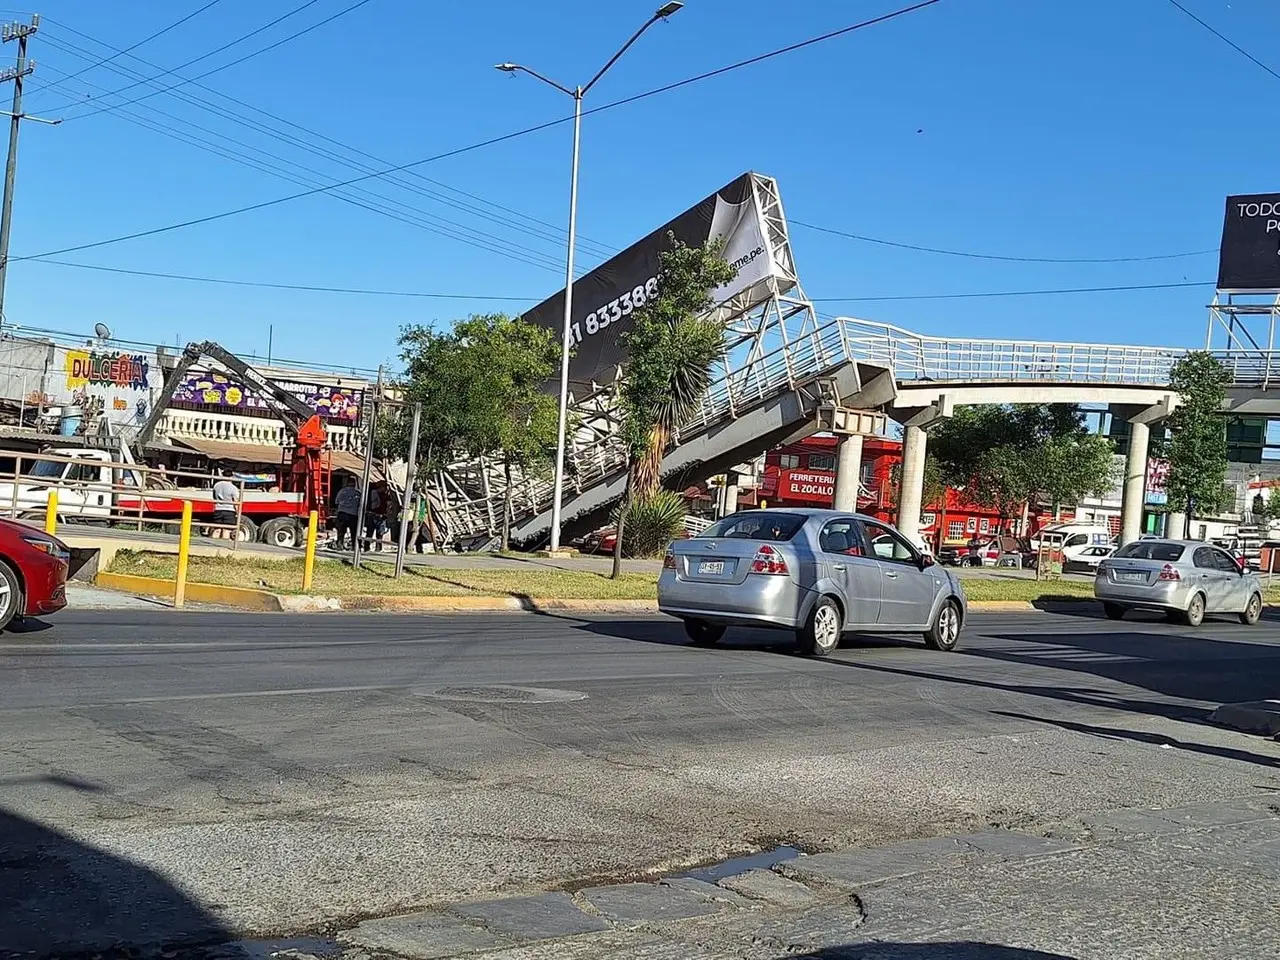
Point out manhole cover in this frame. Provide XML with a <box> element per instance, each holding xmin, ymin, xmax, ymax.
<box><xmin>417</xmin><ymin>684</ymin><xmax>587</xmax><ymax>704</ymax></box>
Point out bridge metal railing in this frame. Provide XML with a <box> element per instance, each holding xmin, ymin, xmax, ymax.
<box><xmin>439</xmin><ymin>316</ymin><xmax>1280</xmax><ymax>540</ymax></box>
<box><xmin>841</xmin><ymin>319</ymin><xmax>1185</xmax><ymax>385</ymax></box>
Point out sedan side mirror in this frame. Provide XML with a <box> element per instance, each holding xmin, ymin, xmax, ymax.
<box><xmin>919</xmin><ymin>554</ymin><xmax>935</xmax><ymax>570</ymax></box>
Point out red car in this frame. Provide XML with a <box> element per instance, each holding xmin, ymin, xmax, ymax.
<box><xmin>0</xmin><ymin>518</ymin><xmax>69</xmax><ymax>629</ymax></box>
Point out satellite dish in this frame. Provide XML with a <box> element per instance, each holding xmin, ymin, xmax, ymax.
<box><xmin>93</xmin><ymin>322</ymin><xmax>111</xmax><ymax>340</ymax></box>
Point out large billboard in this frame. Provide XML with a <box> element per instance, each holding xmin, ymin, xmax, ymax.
<box><xmin>171</xmin><ymin>369</ymin><xmax>363</xmax><ymax>423</ymax></box>
<box><xmin>521</xmin><ymin>172</ymin><xmax>788</xmax><ymax>389</ymax></box>
<box><xmin>1218</xmin><ymin>193</ymin><xmax>1280</xmax><ymax>290</ymax></box>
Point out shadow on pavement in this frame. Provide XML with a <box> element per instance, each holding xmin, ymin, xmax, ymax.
<box><xmin>0</xmin><ymin>804</ymin><xmax>229</xmax><ymax>957</ymax></box>
<box><xmin>787</xmin><ymin>944</ymin><xmax>1076</xmax><ymax>959</ymax></box>
<box><xmin>993</xmin><ymin>710</ymin><xmax>1280</xmax><ymax>769</ymax></box>
<box><xmin>974</xmin><ymin>628</ymin><xmax>1280</xmax><ymax>706</ymax></box>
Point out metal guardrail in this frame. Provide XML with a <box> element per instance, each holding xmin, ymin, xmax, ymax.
<box><xmin>440</xmin><ymin>317</ymin><xmax>1280</xmax><ymax>538</ymax></box>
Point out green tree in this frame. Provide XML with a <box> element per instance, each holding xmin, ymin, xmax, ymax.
<box><xmin>611</xmin><ymin>235</ymin><xmax>736</xmax><ymax>575</ymax></box>
<box><xmin>1159</xmin><ymin>351</ymin><xmax>1230</xmax><ymax>537</ymax></box>
<box><xmin>929</xmin><ymin>404</ymin><xmax>1116</xmax><ymax>525</ymax></box>
<box><xmin>395</xmin><ymin>313</ymin><xmax>560</xmax><ymax>551</ymax></box>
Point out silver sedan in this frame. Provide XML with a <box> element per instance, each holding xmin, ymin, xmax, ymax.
<box><xmin>657</xmin><ymin>509</ymin><xmax>968</xmax><ymax>657</ymax></box>
<box><xmin>1094</xmin><ymin>538</ymin><xmax>1264</xmax><ymax>626</ymax></box>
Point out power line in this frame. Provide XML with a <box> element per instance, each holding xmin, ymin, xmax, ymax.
<box><xmin>15</xmin><ymin>0</ymin><xmax>946</xmax><ymax>261</ymax></box>
<box><xmin>53</xmin><ymin>0</ymin><xmax>376</xmax><ymax>120</ymax></box>
<box><xmin>26</xmin><ymin>60</ymin><xmax>574</xmax><ymax>274</ymax></box>
<box><xmin>37</xmin><ymin>28</ymin><xmax>615</xmax><ymax>263</ymax></box>
<box><xmin>812</xmin><ymin>279</ymin><xmax>1213</xmax><ymax>303</ymax></box>
<box><xmin>40</xmin><ymin>17</ymin><xmax>619</xmax><ymax>261</ymax></box>
<box><xmin>24</xmin><ymin>257</ymin><xmax>1215</xmax><ymax>306</ymax></box>
<box><xmin>26</xmin><ymin>256</ymin><xmax>539</xmax><ymax>300</ymax></box>
<box><xmin>790</xmin><ymin>219</ymin><xmax>1216</xmax><ymax>263</ymax></box>
<box><xmin>32</xmin><ymin>0</ymin><xmax>226</xmax><ymax>100</ymax></box>
<box><xmin>1165</xmin><ymin>0</ymin><xmax>1280</xmax><ymax>83</ymax></box>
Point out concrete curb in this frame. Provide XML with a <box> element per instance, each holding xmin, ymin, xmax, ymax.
<box><xmin>91</xmin><ymin>571</ymin><xmax>1096</xmax><ymax>616</ymax></box>
<box><xmin>94</xmin><ymin>572</ymin><xmax>286</xmax><ymax>611</ymax></box>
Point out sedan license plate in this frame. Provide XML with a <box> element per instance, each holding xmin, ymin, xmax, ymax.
<box><xmin>1117</xmin><ymin>571</ymin><xmax>1145</xmax><ymax>582</ymax></box>
<box><xmin>698</xmin><ymin>560</ymin><xmax>725</xmax><ymax>575</ymax></box>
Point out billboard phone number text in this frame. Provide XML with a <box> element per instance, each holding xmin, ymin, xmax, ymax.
<box><xmin>568</xmin><ymin>277</ymin><xmax>660</xmax><ymax>348</ymax></box>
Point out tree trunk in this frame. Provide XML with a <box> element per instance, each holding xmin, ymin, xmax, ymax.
<box><xmin>501</xmin><ymin>456</ymin><xmax>513</xmax><ymax>552</ymax></box>
<box><xmin>611</xmin><ymin>469</ymin><xmax>634</xmax><ymax>580</ymax></box>
<box><xmin>1185</xmin><ymin>495</ymin><xmax>1193</xmax><ymax>539</ymax></box>
<box><xmin>631</xmin><ymin>424</ymin><xmax>669</xmax><ymax>503</ymax></box>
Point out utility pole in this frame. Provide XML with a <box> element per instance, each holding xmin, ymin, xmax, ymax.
<box><xmin>0</xmin><ymin>14</ymin><xmax>57</xmax><ymax>334</ymax></box>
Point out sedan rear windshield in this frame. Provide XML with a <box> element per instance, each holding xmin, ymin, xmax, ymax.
<box><xmin>701</xmin><ymin>512</ymin><xmax>807</xmax><ymax>542</ymax></box>
<box><xmin>1114</xmin><ymin>541</ymin><xmax>1185</xmax><ymax>561</ymax></box>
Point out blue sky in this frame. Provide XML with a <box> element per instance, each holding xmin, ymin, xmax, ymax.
<box><xmin>1</xmin><ymin>0</ymin><xmax>1276</xmax><ymax>372</ymax></box>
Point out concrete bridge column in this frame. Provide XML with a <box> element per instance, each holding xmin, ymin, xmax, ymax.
<box><xmin>1119</xmin><ymin>420</ymin><xmax>1150</xmax><ymax>547</ymax></box>
<box><xmin>721</xmin><ymin>470</ymin><xmax>740</xmax><ymax>518</ymax></box>
<box><xmin>1166</xmin><ymin>510</ymin><xmax>1187</xmax><ymax>539</ymax></box>
<box><xmin>833</xmin><ymin>434</ymin><xmax>864</xmax><ymax>513</ymax></box>
<box><xmin>897</xmin><ymin>424</ymin><xmax>927</xmax><ymax>538</ymax></box>
<box><xmin>1113</xmin><ymin>396</ymin><xmax>1177</xmax><ymax>547</ymax></box>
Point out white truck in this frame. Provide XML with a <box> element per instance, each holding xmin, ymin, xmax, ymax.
<box><xmin>0</xmin><ymin>447</ymin><xmax>313</xmax><ymax>547</ymax></box>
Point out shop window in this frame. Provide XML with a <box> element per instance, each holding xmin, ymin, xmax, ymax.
<box><xmin>979</xmin><ymin>518</ymin><xmax>990</xmax><ymax>534</ymax></box>
<box><xmin>808</xmin><ymin>454</ymin><xmax>834</xmax><ymax>471</ymax></box>
<box><xmin>778</xmin><ymin>454</ymin><xmax>799</xmax><ymax>469</ymax></box>
<box><xmin>947</xmin><ymin>520</ymin><xmax>965</xmax><ymax>539</ymax></box>
<box><xmin>966</xmin><ymin>517</ymin><xmax>977</xmax><ymax>533</ymax></box>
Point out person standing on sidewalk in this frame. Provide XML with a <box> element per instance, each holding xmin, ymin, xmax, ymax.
<box><xmin>210</xmin><ymin>470</ymin><xmax>240</xmax><ymax>540</ymax></box>
<box><xmin>334</xmin><ymin>476</ymin><xmax>361</xmax><ymax>551</ymax></box>
<box><xmin>363</xmin><ymin>482</ymin><xmax>386</xmax><ymax>551</ymax></box>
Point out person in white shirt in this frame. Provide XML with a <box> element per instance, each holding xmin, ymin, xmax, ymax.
<box><xmin>210</xmin><ymin>471</ymin><xmax>239</xmax><ymax>540</ymax></box>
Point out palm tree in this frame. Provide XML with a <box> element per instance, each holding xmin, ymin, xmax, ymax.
<box><xmin>611</xmin><ymin>237</ymin><xmax>736</xmax><ymax>576</ymax></box>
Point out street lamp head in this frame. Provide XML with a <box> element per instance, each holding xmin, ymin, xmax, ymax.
<box><xmin>494</xmin><ymin>62</ymin><xmax>519</xmax><ymax>72</ymax></box>
<box><xmin>654</xmin><ymin>1</ymin><xmax>683</xmax><ymax>18</ymax></box>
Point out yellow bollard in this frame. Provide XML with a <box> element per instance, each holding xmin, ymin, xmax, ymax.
<box><xmin>302</xmin><ymin>510</ymin><xmax>318</xmax><ymax>592</ymax></box>
<box><xmin>175</xmin><ymin>500</ymin><xmax>192</xmax><ymax>608</ymax></box>
<box><xmin>44</xmin><ymin>489</ymin><xmax>58</xmax><ymax>535</ymax></box>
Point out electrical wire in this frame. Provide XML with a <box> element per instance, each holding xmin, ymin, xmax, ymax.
<box><xmin>790</xmin><ymin>219</ymin><xmax>1217</xmax><ymax>263</ymax></box>
<box><xmin>15</xmin><ymin>0</ymin><xmax>947</xmax><ymax>261</ymax></box>
<box><xmin>811</xmin><ymin>280</ymin><xmax>1213</xmax><ymax>302</ymax></box>
<box><xmin>28</xmin><ymin>60</ymin><xmax>575</xmax><ymax>275</ymax></box>
<box><xmin>36</xmin><ymin>26</ymin><xmax>617</xmax><ymax>262</ymax></box>
<box><xmin>31</xmin><ymin>0</ymin><xmax>226</xmax><ymax>101</ymax></box>
<box><xmin>1165</xmin><ymin>0</ymin><xmax>1280</xmax><ymax>83</ymax></box>
<box><xmin>52</xmin><ymin>0</ymin><xmax>376</xmax><ymax>120</ymax></box>
<box><xmin>26</xmin><ymin>256</ymin><xmax>539</xmax><ymax>301</ymax></box>
<box><xmin>22</xmin><ymin>258</ymin><xmax>1215</xmax><ymax>306</ymax></box>
<box><xmin>40</xmin><ymin>17</ymin><xmax>620</xmax><ymax>259</ymax></box>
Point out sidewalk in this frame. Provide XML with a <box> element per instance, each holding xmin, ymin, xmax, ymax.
<box><xmin>231</xmin><ymin>796</ymin><xmax>1278</xmax><ymax>960</ymax></box>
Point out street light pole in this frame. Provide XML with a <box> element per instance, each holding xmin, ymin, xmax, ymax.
<box><xmin>497</xmin><ymin>1</ymin><xmax>683</xmax><ymax>553</ymax></box>
<box><xmin>547</xmin><ymin>88</ymin><xmax>581</xmax><ymax>554</ymax></box>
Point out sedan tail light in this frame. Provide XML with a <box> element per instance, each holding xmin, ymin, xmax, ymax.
<box><xmin>1158</xmin><ymin>564</ymin><xmax>1181</xmax><ymax>581</ymax></box>
<box><xmin>662</xmin><ymin>551</ymin><xmax>676</xmax><ymax>570</ymax></box>
<box><xmin>750</xmin><ymin>544</ymin><xmax>789</xmax><ymax>575</ymax></box>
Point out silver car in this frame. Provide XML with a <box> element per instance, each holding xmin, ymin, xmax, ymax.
<box><xmin>657</xmin><ymin>509</ymin><xmax>968</xmax><ymax>657</ymax></box>
<box><xmin>1094</xmin><ymin>538</ymin><xmax>1264</xmax><ymax>626</ymax></box>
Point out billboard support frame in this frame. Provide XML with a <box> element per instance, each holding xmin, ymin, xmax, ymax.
<box><xmin>1206</xmin><ymin>291</ymin><xmax>1280</xmax><ymax>389</ymax></box>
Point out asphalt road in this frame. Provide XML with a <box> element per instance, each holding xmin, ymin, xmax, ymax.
<box><xmin>3</xmin><ymin>607</ymin><xmax>1279</xmax><ymax>957</ymax></box>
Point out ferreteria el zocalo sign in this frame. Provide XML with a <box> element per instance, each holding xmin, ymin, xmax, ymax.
<box><xmin>1218</xmin><ymin>193</ymin><xmax>1280</xmax><ymax>290</ymax></box>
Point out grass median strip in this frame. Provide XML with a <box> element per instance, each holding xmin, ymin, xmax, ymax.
<box><xmin>107</xmin><ymin>551</ymin><xmax>659</xmax><ymax>600</ymax></box>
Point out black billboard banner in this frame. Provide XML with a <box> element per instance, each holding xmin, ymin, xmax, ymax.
<box><xmin>1218</xmin><ymin>193</ymin><xmax>1280</xmax><ymax>291</ymax></box>
<box><xmin>521</xmin><ymin>172</ymin><xmax>782</xmax><ymax>389</ymax></box>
